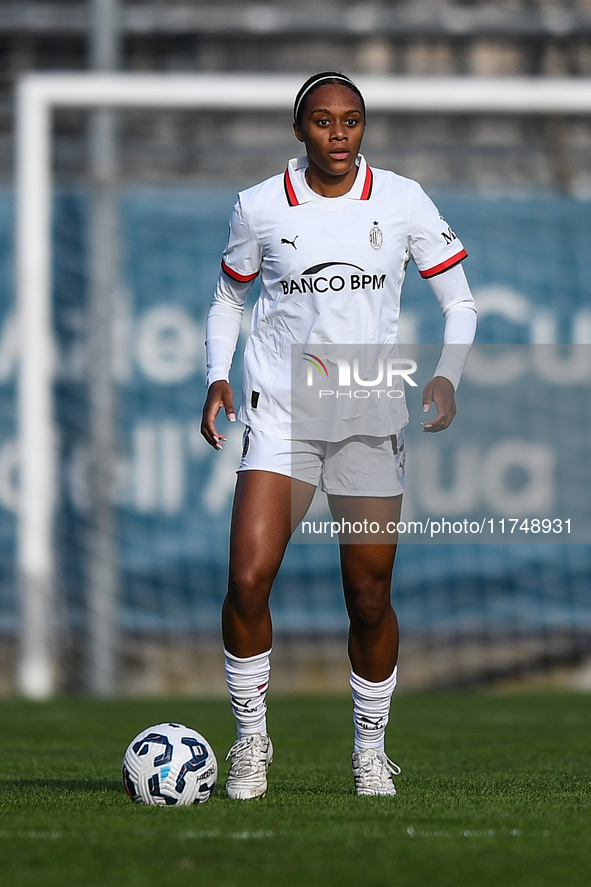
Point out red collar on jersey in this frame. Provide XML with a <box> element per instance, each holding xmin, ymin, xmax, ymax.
<box><xmin>284</xmin><ymin>163</ymin><xmax>373</xmax><ymax>207</ymax></box>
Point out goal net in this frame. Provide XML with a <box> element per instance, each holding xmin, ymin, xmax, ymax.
<box><xmin>4</xmin><ymin>73</ymin><xmax>591</xmax><ymax>697</ymax></box>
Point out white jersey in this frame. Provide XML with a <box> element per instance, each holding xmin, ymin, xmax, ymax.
<box><xmin>210</xmin><ymin>154</ymin><xmax>471</xmax><ymax>439</ymax></box>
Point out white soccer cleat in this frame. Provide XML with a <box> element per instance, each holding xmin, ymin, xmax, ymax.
<box><xmin>225</xmin><ymin>734</ymin><xmax>273</xmax><ymax>799</ymax></box>
<box><xmin>352</xmin><ymin>749</ymin><xmax>401</xmax><ymax>796</ymax></box>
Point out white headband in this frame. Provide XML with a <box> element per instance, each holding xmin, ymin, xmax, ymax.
<box><xmin>293</xmin><ymin>75</ymin><xmax>357</xmax><ymax>121</ymax></box>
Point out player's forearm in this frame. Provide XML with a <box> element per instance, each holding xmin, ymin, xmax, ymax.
<box><xmin>428</xmin><ymin>264</ymin><xmax>477</xmax><ymax>389</ymax></box>
<box><xmin>432</xmin><ymin>305</ymin><xmax>477</xmax><ymax>390</ymax></box>
<box><xmin>205</xmin><ymin>293</ymin><xmax>245</xmax><ymax>387</ymax></box>
<box><xmin>427</xmin><ymin>264</ymin><xmax>477</xmax><ymax>331</ymax></box>
<box><xmin>442</xmin><ymin>304</ymin><xmax>477</xmax><ymax>344</ymax></box>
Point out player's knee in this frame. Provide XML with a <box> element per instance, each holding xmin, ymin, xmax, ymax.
<box><xmin>348</xmin><ymin>583</ymin><xmax>391</xmax><ymax>629</ymax></box>
<box><xmin>227</xmin><ymin>564</ymin><xmax>274</xmax><ymax>616</ymax></box>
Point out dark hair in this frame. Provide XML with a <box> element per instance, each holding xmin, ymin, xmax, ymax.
<box><xmin>293</xmin><ymin>72</ymin><xmax>366</xmax><ymax>126</ymax></box>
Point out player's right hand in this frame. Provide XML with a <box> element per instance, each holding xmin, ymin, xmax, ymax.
<box><xmin>200</xmin><ymin>380</ymin><xmax>236</xmax><ymax>450</ymax></box>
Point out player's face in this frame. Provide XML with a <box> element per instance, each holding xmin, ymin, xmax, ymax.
<box><xmin>294</xmin><ymin>85</ymin><xmax>365</xmax><ymax>190</ymax></box>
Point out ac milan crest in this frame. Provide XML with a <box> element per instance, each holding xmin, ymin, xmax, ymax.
<box><xmin>369</xmin><ymin>222</ymin><xmax>383</xmax><ymax>249</ymax></box>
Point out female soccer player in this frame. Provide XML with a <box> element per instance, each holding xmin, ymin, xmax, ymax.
<box><xmin>201</xmin><ymin>72</ymin><xmax>477</xmax><ymax>798</ymax></box>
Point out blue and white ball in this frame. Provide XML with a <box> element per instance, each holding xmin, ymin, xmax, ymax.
<box><xmin>122</xmin><ymin>723</ymin><xmax>217</xmax><ymax>806</ymax></box>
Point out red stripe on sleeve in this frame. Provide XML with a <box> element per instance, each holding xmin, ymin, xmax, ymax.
<box><xmin>419</xmin><ymin>248</ymin><xmax>468</xmax><ymax>279</ymax></box>
<box><xmin>221</xmin><ymin>259</ymin><xmax>259</xmax><ymax>282</ymax></box>
<box><xmin>284</xmin><ymin>169</ymin><xmax>299</xmax><ymax>207</ymax></box>
<box><xmin>360</xmin><ymin>165</ymin><xmax>373</xmax><ymax>200</ymax></box>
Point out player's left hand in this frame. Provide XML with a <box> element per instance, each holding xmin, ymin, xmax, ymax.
<box><xmin>421</xmin><ymin>376</ymin><xmax>456</xmax><ymax>432</ymax></box>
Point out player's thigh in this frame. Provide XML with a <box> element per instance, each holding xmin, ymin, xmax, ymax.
<box><xmin>327</xmin><ymin>494</ymin><xmax>402</xmax><ymax>546</ymax></box>
<box><xmin>230</xmin><ymin>469</ymin><xmax>315</xmax><ymax>583</ymax></box>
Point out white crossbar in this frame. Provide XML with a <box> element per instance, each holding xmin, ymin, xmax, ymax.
<box><xmin>17</xmin><ymin>72</ymin><xmax>591</xmax><ymax>113</ymax></box>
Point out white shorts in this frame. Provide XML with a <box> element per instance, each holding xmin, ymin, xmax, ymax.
<box><xmin>238</xmin><ymin>425</ymin><xmax>407</xmax><ymax>497</ymax></box>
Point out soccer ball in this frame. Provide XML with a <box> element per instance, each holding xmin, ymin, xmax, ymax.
<box><xmin>122</xmin><ymin>722</ymin><xmax>217</xmax><ymax>806</ymax></box>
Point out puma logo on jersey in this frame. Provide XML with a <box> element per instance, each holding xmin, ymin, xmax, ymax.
<box><xmin>281</xmin><ymin>236</ymin><xmax>298</xmax><ymax>249</ymax></box>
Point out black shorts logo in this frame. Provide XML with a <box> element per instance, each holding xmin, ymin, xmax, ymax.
<box><xmin>242</xmin><ymin>427</ymin><xmax>251</xmax><ymax>458</ymax></box>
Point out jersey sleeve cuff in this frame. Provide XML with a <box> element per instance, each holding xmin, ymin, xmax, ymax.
<box><xmin>419</xmin><ymin>249</ymin><xmax>468</xmax><ymax>279</ymax></box>
<box><xmin>431</xmin><ymin>367</ymin><xmax>460</xmax><ymax>391</ymax></box>
<box><xmin>432</xmin><ymin>344</ymin><xmax>472</xmax><ymax>391</ymax></box>
<box><xmin>205</xmin><ymin>369</ymin><xmax>230</xmax><ymax>388</ymax></box>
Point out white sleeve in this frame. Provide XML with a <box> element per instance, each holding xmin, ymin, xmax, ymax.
<box><xmin>205</xmin><ymin>273</ymin><xmax>254</xmax><ymax>387</ymax></box>
<box><xmin>427</xmin><ymin>263</ymin><xmax>477</xmax><ymax>390</ymax></box>
<box><xmin>205</xmin><ymin>196</ymin><xmax>261</xmax><ymax>387</ymax></box>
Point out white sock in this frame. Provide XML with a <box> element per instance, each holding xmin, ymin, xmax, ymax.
<box><xmin>224</xmin><ymin>648</ymin><xmax>271</xmax><ymax>739</ymax></box>
<box><xmin>350</xmin><ymin>667</ymin><xmax>397</xmax><ymax>752</ymax></box>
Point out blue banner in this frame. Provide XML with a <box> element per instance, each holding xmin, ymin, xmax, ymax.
<box><xmin>0</xmin><ymin>189</ymin><xmax>590</xmax><ymax>634</ymax></box>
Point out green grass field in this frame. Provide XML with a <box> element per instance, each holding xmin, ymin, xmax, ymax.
<box><xmin>0</xmin><ymin>692</ymin><xmax>590</xmax><ymax>886</ymax></box>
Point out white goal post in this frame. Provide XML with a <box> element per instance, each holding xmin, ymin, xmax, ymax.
<box><xmin>15</xmin><ymin>72</ymin><xmax>591</xmax><ymax>698</ymax></box>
